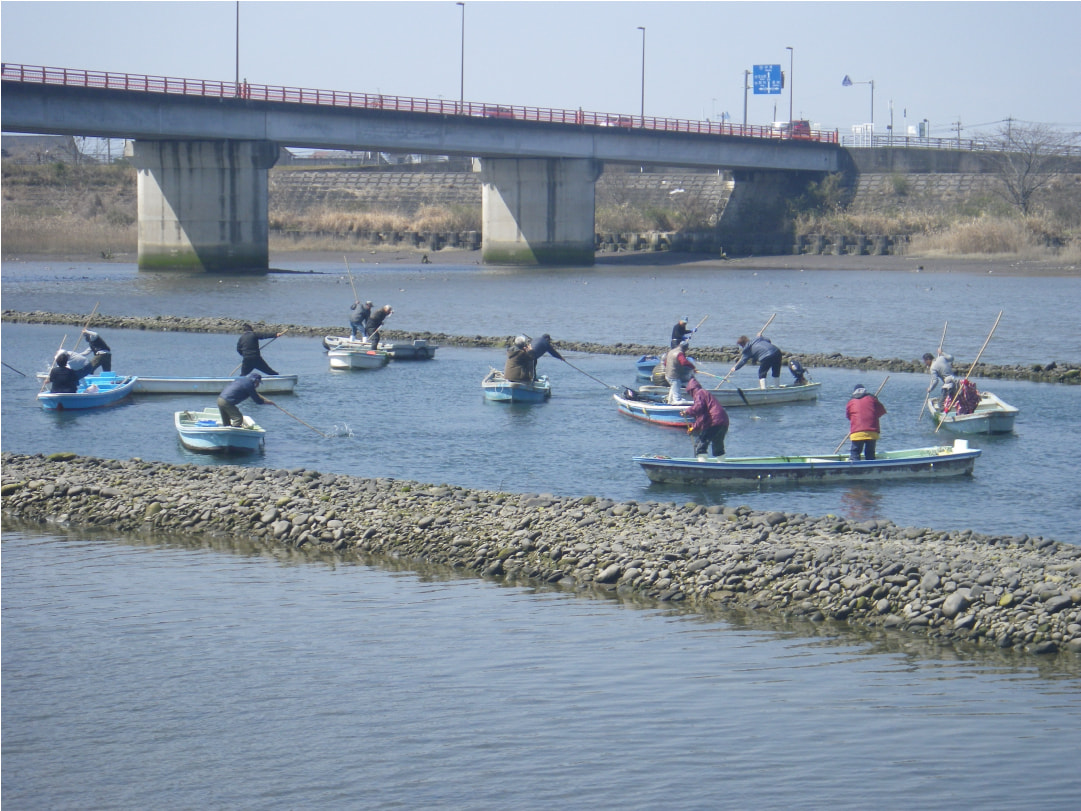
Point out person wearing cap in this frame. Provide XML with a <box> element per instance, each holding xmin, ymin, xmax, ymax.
<box><xmin>504</xmin><ymin>335</ymin><xmax>534</xmax><ymax>383</ymax></box>
<box><xmin>527</xmin><ymin>333</ymin><xmax>564</xmax><ymax>379</ymax></box>
<box><xmin>729</xmin><ymin>333</ymin><xmax>783</xmax><ymax>389</ymax></box>
<box><xmin>670</xmin><ymin>317</ymin><xmax>695</xmax><ymax>348</ymax></box>
<box><xmin>47</xmin><ymin>351</ymin><xmax>100</xmax><ymax>393</ymax></box>
<box><xmin>349</xmin><ymin>300</ymin><xmax>373</xmax><ymax>341</ymax></box>
<box><xmin>922</xmin><ymin>350</ymin><xmax>955</xmax><ymax>394</ymax></box>
<box><xmin>681</xmin><ymin>378</ymin><xmax>730</xmax><ymax>459</ymax></box>
<box><xmin>845</xmin><ymin>383</ymin><xmax>887</xmax><ymax>462</ymax></box>
<box><xmin>82</xmin><ymin>329</ymin><xmax>113</xmax><ymax>372</ymax></box>
<box><xmin>366</xmin><ymin>305</ymin><xmax>393</xmax><ymax>350</ymax></box>
<box><xmin>663</xmin><ymin>339</ymin><xmax>697</xmax><ymax>404</ymax></box>
<box><xmin>217</xmin><ymin>372</ymin><xmax>274</xmax><ymax>428</ymax></box>
<box><xmin>236</xmin><ymin>324</ymin><xmax>284</xmax><ymax>376</ymax></box>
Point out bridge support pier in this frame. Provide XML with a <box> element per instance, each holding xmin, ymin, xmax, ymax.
<box><xmin>479</xmin><ymin>157</ymin><xmax>601</xmax><ymax>266</ymax></box>
<box><xmin>127</xmin><ymin>139</ymin><xmax>278</xmax><ymax>272</ymax></box>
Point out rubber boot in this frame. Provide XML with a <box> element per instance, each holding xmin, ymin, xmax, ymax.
<box><xmin>758</xmin><ymin>378</ymin><xmax>766</xmax><ymax>390</ymax></box>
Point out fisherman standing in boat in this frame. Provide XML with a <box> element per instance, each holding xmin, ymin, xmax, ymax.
<box><xmin>217</xmin><ymin>372</ymin><xmax>274</xmax><ymax>428</ymax></box>
<box><xmin>527</xmin><ymin>333</ymin><xmax>564</xmax><ymax>379</ymax></box>
<box><xmin>82</xmin><ymin>329</ymin><xmax>112</xmax><ymax>372</ymax></box>
<box><xmin>730</xmin><ymin>333</ymin><xmax>783</xmax><ymax>389</ymax></box>
<box><xmin>504</xmin><ymin>335</ymin><xmax>534</xmax><ymax>383</ymax></box>
<box><xmin>922</xmin><ymin>350</ymin><xmax>955</xmax><ymax>394</ymax></box>
<box><xmin>47</xmin><ymin>351</ymin><xmax>101</xmax><ymax>393</ymax></box>
<box><xmin>681</xmin><ymin>378</ymin><xmax>729</xmax><ymax>459</ymax></box>
<box><xmin>366</xmin><ymin>305</ymin><xmax>393</xmax><ymax>350</ymax></box>
<box><xmin>670</xmin><ymin>317</ymin><xmax>695</xmax><ymax>348</ymax></box>
<box><xmin>663</xmin><ymin>339</ymin><xmax>697</xmax><ymax>403</ymax></box>
<box><xmin>350</xmin><ymin>300</ymin><xmax>372</xmax><ymax>341</ymax></box>
<box><xmin>845</xmin><ymin>383</ymin><xmax>887</xmax><ymax>462</ymax></box>
<box><xmin>236</xmin><ymin>324</ymin><xmax>284</xmax><ymax>376</ymax></box>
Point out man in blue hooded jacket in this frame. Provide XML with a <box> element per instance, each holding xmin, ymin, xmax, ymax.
<box><xmin>217</xmin><ymin>373</ymin><xmax>274</xmax><ymax>428</ymax></box>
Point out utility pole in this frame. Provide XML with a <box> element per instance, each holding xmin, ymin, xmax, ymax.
<box><xmin>743</xmin><ymin>69</ymin><xmax>749</xmax><ymax>132</ymax></box>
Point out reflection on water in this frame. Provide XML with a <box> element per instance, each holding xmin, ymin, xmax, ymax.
<box><xmin>839</xmin><ymin>486</ymin><xmax>885</xmax><ymax>523</ymax></box>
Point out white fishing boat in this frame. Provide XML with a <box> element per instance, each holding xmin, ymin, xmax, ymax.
<box><xmin>927</xmin><ymin>390</ymin><xmax>1019</xmax><ymax>434</ymax></box>
<box><xmin>322</xmin><ymin>335</ymin><xmax>437</xmax><ymax>359</ymax></box>
<box><xmin>328</xmin><ymin>347</ymin><xmax>390</xmax><ymax>370</ymax></box>
<box><xmin>174</xmin><ymin>408</ymin><xmax>266</xmax><ymax>453</ymax></box>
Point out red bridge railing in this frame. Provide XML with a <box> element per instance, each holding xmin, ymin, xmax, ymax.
<box><xmin>2</xmin><ymin>63</ymin><xmax>839</xmax><ymax>145</ymax></box>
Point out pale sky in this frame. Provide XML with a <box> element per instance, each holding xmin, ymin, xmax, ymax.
<box><xmin>2</xmin><ymin>1</ymin><xmax>1079</xmax><ymax>140</ymax></box>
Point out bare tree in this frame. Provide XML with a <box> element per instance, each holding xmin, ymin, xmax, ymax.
<box><xmin>987</xmin><ymin>121</ymin><xmax>1078</xmax><ymax>215</ymax></box>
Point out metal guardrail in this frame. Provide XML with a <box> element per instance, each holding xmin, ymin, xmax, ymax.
<box><xmin>2</xmin><ymin>63</ymin><xmax>839</xmax><ymax>145</ymax></box>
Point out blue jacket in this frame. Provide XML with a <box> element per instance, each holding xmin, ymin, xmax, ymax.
<box><xmin>734</xmin><ymin>336</ymin><xmax>780</xmax><ymax>370</ymax></box>
<box><xmin>219</xmin><ymin>374</ymin><xmax>267</xmax><ymax>406</ymax></box>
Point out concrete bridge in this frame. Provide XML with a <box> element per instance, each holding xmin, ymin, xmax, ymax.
<box><xmin>2</xmin><ymin>64</ymin><xmax>841</xmax><ymax>270</ymax></box>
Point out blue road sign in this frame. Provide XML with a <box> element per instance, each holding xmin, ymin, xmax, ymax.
<box><xmin>753</xmin><ymin>64</ymin><xmax>782</xmax><ymax>95</ymax></box>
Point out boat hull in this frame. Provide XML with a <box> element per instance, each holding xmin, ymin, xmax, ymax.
<box><xmin>927</xmin><ymin>391</ymin><xmax>1018</xmax><ymax>434</ymax></box>
<box><xmin>38</xmin><ymin>373</ymin><xmax>137</xmax><ymax>410</ymax></box>
<box><xmin>38</xmin><ymin>373</ymin><xmax>298</xmax><ymax>394</ymax></box>
<box><xmin>634</xmin><ymin>381</ymin><xmax>821</xmax><ymax>408</ymax></box>
<box><xmin>634</xmin><ymin>443</ymin><xmax>981</xmax><ymax>486</ymax></box>
<box><xmin>635</xmin><ymin>354</ymin><xmax>661</xmax><ymax>379</ymax></box>
<box><xmin>482</xmin><ymin>370</ymin><xmax>551</xmax><ymax>403</ymax></box>
<box><xmin>174</xmin><ymin>409</ymin><xmax>266</xmax><ymax>453</ymax></box>
<box><xmin>323</xmin><ymin>335</ymin><xmax>438</xmax><ymax>359</ymax></box>
<box><xmin>328</xmin><ymin>348</ymin><xmax>390</xmax><ymax>369</ymax></box>
<box><xmin>613</xmin><ymin>393</ymin><xmax>689</xmax><ymax>427</ymax></box>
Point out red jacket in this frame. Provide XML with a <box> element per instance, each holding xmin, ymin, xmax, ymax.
<box><xmin>683</xmin><ymin>379</ymin><xmax>729</xmax><ymax>432</ymax></box>
<box><xmin>846</xmin><ymin>392</ymin><xmax>887</xmax><ymax>434</ymax></box>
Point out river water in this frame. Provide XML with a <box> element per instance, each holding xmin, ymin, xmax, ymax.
<box><xmin>3</xmin><ymin>258</ymin><xmax>1081</xmax><ymax>808</ymax></box>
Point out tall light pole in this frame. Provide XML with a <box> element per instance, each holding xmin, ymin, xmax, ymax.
<box><xmin>457</xmin><ymin>2</ymin><xmax>465</xmax><ymax>113</ymax></box>
<box><xmin>785</xmin><ymin>46</ymin><xmax>793</xmax><ymax>131</ymax></box>
<box><xmin>235</xmin><ymin>1</ymin><xmax>240</xmax><ymax>91</ymax></box>
<box><xmin>842</xmin><ymin>75</ymin><xmax>875</xmax><ymax>128</ymax></box>
<box><xmin>637</xmin><ymin>26</ymin><xmax>646</xmax><ymax>126</ymax></box>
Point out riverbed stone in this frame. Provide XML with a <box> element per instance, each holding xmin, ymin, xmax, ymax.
<box><xmin>2</xmin><ymin>451</ymin><xmax>1079</xmax><ymax>658</ymax></box>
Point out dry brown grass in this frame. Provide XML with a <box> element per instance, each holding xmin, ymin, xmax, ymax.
<box><xmin>1</xmin><ymin>211</ymin><xmax>135</xmax><ymax>255</ymax></box>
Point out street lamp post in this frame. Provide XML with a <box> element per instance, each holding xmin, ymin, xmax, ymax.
<box><xmin>637</xmin><ymin>26</ymin><xmax>645</xmax><ymax>126</ymax></box>
<box><xmin>785</xmin><ymin>46</ymin><xmax>793</xmax><ymax>132</ymax></box>
<box><xmin>235</xmin><ymin>1</ymin><xmax>240</xmax><ymax>92</ymax></box>
<box><xmin>842</xmin><ymin>74</ymin><xmax>875</xmax><ymax>129</ymax></box>
<box><xmin>457</xmin><ymin>2</ymin><xmax>465</xmax><ymax>113</ymax></box>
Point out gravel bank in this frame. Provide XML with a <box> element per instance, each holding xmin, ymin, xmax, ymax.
<box><xmin>4</xmin><ymin>310</ymin><xmax>1079</xmax><ymax>384</ymax></box>
<box><xmin>3</xmin><ymin>452</ymin><xmax>1079</xmax><ymax>656</ymax></box>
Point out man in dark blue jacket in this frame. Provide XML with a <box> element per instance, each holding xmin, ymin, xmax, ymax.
<box><xmin>47</xmin><ymin>351</ymin><xmax>99</xmax><ymax>393</ymax></box>
<box><xmin>217</xmin><ymin>373</ymin><xmax>274</xmax><ymax>427</ymax></box>
<box><xmin>730</xmin><ymin>334</ymin><xmax>783</xmax><ymax>389</ymax></box>
<box><xmin>236</xmin><ymin>324</ymin><xmax>284</xmax><ymax>376</ymax></box>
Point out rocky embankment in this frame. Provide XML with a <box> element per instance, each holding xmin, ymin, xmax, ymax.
<box><xmin>3</xmin><ymin>452</ymin><xmax>1080</xmax><ymax>656</ymax></box>
<box><xmin>4</xmin><ymin>310</ymin><xmax>1079</xmax><ymax>384</ymax></box>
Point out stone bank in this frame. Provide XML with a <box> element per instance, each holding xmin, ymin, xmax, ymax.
<box><xmin>3</xmin><ymin>452</ymin><xmax>1080</xmax><ymax>657</ymax></box>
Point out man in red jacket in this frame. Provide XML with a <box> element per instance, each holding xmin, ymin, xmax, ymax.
<box><xmin>682</xmin><ymin>378</ymin><xmax>730</xmax><ymax>459</ymax></box>
<box><xmin>845</xmin><ymin>383</ymin><xmax>887</xmax><ymax>461</ymax></box>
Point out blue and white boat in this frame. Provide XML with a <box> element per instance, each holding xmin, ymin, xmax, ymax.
<box><xmin>174</xmin><ymin>407</ymin><xmax>266</xmax><ymax>454</ymax></box>
<box><xmin>634</xmin><ymin>441</ymin><xmax>981</xmax><ymax>486</ymax></box>
<box><xmin>635</xmin><ymin>354</ymin><xmax>662</xmax><ymax>380</ymax></box>
<box><xmin>38</xmin><ymin>371</ymin><xmax>137</xmax><ymax>410</ymax></box>
<box><xmin>481</xmin><ymin>369</ymin><xmax>551</xmax><ymax>403</ymax></box>
<box><xmin>632</xmin><ymin>381</ymin><xmax>821</xmax><ymax>408</ymax></box>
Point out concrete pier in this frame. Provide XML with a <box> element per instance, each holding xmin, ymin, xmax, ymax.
<box><xmin>479</xmin><ymin>158</ymin><xmax>601</xmax><ymax>266</ymax></box>
<box><xmin>127</xmin><ymin>140</ymin><xmax>278</xmax><ymax>272</ymax></box>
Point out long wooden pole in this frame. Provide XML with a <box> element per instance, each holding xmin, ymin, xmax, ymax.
<box><xmin>835</xmin><ymin>376</ymin><xmax>889</xmax><ymax>454</ymax></box>
<box><xmin>560</xmin><ymin>357</ymin><xmax>618</xmax><ymax>390</ymax></box>
<box><xmin>756</xmin><ymin>312</ymin><xmax>777</xmax><ymax>336</ymax></box>
<box><xmin>71</xmin><ymin>301</ymin><xmax>101</xmax><ymax>354</ymax></box>
<box><xmin>273</xmin><ymin>402</ymin><xmax>328</xmax><ymax>438</ymax></box>
<box><xmin>918</xmin><ymin>320</ymin><xmax>949</xmax><ymax>421</ymax></box>
<box><xmin>344</xmin><ymin>255</ymin><xmax>359</xmax><ymax>302</ymax></box>
<box><xmin>961</xmin><ymin>310</ymin><xmax>1002</xmax><ymax>382</ymax></box>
